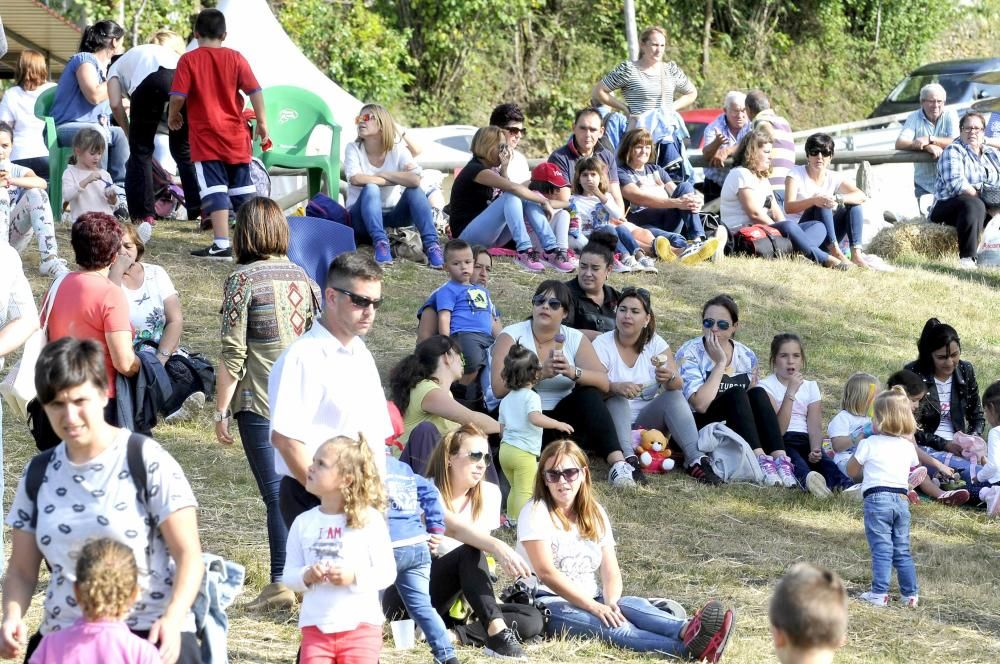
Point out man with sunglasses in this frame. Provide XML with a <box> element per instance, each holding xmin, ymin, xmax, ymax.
<box><xmin>268</xmin><ymin>251</ymin><xmax>393</xmax><ymax>527</ymax></box>
<box><xmin>489</xmin><ymin>103</ymin><xmax>530</xmax><ymax>185</ymax></box>
<box><xmin>895</xmin><ymin>83</ymin><xmax>958</xmax><ymax>204</ymax></box>
<box><xmin>547</xmin><ymin>107</ymin><xmax>627</xmax><ymax>212</ymax></box>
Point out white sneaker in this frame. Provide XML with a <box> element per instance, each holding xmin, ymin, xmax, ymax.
<box><xmin>842</xmin><ymin>484</ymin><xmax>864</xmax><ymax>500</ymax></box>
<box><xmin>901</xmin><ymin>595</ymin><xmax>919</xmax><ymax>608</ymax></box>
<box><xmin>608</xmin><ymin>460</ymin><xmax>637</xmax><ymax>488</ymax></box>
<box><xmin>958</xmin><ymin>257</ymin><xmax>978</xmax><ymax>270</ymax></box>
<box><xmin>859</xmin><ymin>591</ymin><xmax>888</xmax><ymax>607</ymax></box>
<box><xmin>634</xmin><ymin>252</ymin><xmax>659</xmax><ymax>273</ymax></box>
<box><xmin>612</xmin><ymin>257</ymin><xmax>632</xmax><ymax>273</ymax></box>
<box><xmin>137</xmin><ymin>221</ymin><xmax>153</xmax><ymax>243</ymax></box>
<box><xmin>39</xmin><ymin>255</ymin><xmax>70</xmax><ymax>278</ymax></box>
<box><xmin>164</xmin><ymin>391</ymin><xmax>206</xmax><ymax>424</ymax></box>
<box><xmin>620</xmin><ymin>254</ymin><xmax>640</xmax><ymax>272</ymax></box>
<box><xmin>806</xmin><ymin>471</ymin><xmax>833</xmax><ymax>499</ymax></box>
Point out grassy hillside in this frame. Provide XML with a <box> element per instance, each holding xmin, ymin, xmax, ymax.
<box><xmin>5</xmin><ymin>220</ymin><xmax>1000</xmax><ymax>663</ymax></box>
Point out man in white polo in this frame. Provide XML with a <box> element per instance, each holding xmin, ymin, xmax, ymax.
<box><xmin>895</xmin><ymin>82</ymin><xmax>959</xmax><ymax>201</ymax></box>
<box><xmin>269</xmin><ymin>250</ymin><xmax>392</xmax><ymax>526</ymax></box>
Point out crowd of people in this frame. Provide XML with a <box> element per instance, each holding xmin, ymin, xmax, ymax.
<box><xmin>1</xmin><ymin>10</ymin><xmax>999</xmax><ymax>664</ymax></box>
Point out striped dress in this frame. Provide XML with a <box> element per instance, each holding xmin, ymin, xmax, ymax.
<box><xmin>600</xmin><ymin>60</ymin><xmax>696</xmax><ymax>115</ymax></box>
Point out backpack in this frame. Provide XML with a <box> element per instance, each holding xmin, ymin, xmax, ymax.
<box><xmin>26</xmin><ymin>433</ymin><xmax>148</xmax><ymax>529</ymax></box>
<box><xmin>734</xmin><ymin>224</ymin><xmax>793</xmax><ymax>259</ymax></box>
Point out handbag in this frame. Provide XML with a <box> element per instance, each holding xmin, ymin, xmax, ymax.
<box><xmin>0</xmin><ymin>273</ymin><xmax>67</xmax><ymax>418</ymax></box>
<box><xmin>980</xmin><ymin>183</ymin><xmax>1000</xmax><ymax>208</ymax></box>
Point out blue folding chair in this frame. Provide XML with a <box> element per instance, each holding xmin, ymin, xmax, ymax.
<box><xmin>286</xmin><ymin>215</ymin><xmax>356</xmax><ymax>288</ymax></box>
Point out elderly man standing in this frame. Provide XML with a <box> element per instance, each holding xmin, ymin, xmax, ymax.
<box><xmin>548</xmin><ymin>107</ymin><xmax>626</xmax><ymax>211</ymax></box>
<box><xmin>747</xmin><ymin>90</ymin><xmax>794</xmax><ymax>207</ymax></box>
<box><xmin>269</xmin><ymin>251</ymin><xmax>392</xmax><ymax>527</ymax></box>
<box><xmin>700</xmin><ymin>91</ymin><xmax>748</xmax><ymax>202</ymax></box>
<box><xmin>895</xmin><ymin>83</ymin><xmax>959</xmax><ymax>202</ymax></box>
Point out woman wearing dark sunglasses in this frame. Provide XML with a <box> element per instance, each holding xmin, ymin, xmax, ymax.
<box><xmin>592</xmin><ymin>287</ymin><xmax>718</xmax><ymax>484</ymax></box>
<box><xmin>345</xmin><ymin>103</ymin><xmax>443</xmax><ymax>267</ymax></box>
<box><xmin>675</xmin><ymin>294</ymin><xmax>798</xmax><ymax>488</ymax></box>
<box><xmin>398</xmin><ymin>423</ymin><xmax>544</xmax><ymax>658</ymax></box>
<box><xmin>517</xmin><ymin>439</ymin><xmax>735</xmax><ymax>661</ymax></box>
<box><xmin>488</xmin><ymin>280</ymin><xmax>640</xmax><ymax>488</ymax></box>
<box><xmin>784</xmin><ymin>133</ymin><xmax>873</xmax><ymax>269</ymax></box>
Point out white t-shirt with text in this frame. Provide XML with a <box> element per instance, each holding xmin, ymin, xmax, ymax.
<box><xmin>934</xmin><ymin>377</ymin><xmax>955</xmax><ymax>440</ymax></box>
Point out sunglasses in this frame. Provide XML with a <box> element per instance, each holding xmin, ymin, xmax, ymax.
<box><xmin>532</xmin><ymin>294</ymin><xmax>564</xmax><ymax>310</ymax></box>
<box><xmin>544</xmin><ymin>467</ymin><xmax>582</xmax><ymax>484</ymax></box>
<box><xmin>703</xmin><ymin>318</ymin><xmax>731</xmax><ymax>331</ymax></box>
<box><xmin>504</xmin><ymin>126</ymin><xmax>527</xmax><ymax>137</ymax></box>
<box><xmin>456</xmin><ymin>451</ymin><xmax>493</xmax><ymax>466</ymax></box>
<box><xmin>331</xmin><ymin>286</ymin><xmax>383</xmax><ymax>310</ymax></box>
<box><xmin>806</xmin><ymin>148</ymin><xmax>832</xmax><ymax>157</ymax></box>
<box><xmin>355</xmin><ymin>113</ymin><xmax>376</xmax><ymax>124</ymax></box>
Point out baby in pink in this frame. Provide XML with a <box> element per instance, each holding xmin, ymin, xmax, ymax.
<box><xmin>29</xmin><ymin>538</ymin><xmax>159</xmax><ymax>664</ymax></box>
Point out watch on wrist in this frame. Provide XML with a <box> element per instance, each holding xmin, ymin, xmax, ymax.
<box><xmin>157</xmin><ymin>349</ymin><xmax>171</xmax><ymax>359</ymax></box>
<box><xmin>213</xmin><ymin>410</ymin><xmax>231</xmax><ymax>422</ymax></box>
<box><xmin>573</xmin><ymin>366</ymin><xmax>583</xmax><ymax>381</ymax></box>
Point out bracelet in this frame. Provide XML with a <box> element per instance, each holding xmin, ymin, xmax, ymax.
<box><xmin>156</xmin><ymin>349</ymin><xmax>171</xmax><ymax>359</ymax></box>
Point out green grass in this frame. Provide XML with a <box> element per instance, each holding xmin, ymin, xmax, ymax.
<box><xmin>5</xmin><ymin>220</ymin><xmax>1000</xmax><ymax>663</ymax></box>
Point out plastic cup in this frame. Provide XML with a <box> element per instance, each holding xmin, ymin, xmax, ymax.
<box><xmin>390</xmin><ymin>619</ymin><xmax>415</xmax><ymax>650</ymax></box>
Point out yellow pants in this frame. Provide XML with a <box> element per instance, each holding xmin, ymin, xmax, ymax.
<box><xmin>500</xmin><ymin>443</ymin><xmax>538</xmax><ymax>521</ymax></box>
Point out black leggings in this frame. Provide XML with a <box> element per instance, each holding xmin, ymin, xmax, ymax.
<box><xmin>694</xmin><ymin>386</ymin><xmax>784</xmax><ymax>454</ymax></box>
<box><xmin>929</xmin><ymin>194</ymin><xmax>986</xmax><ymax>259</ymax></box>
<box><xmin>544</xmin><ymin>386</ymin><xmax>621</xmax><ymax>460</ymax></box>
<box><xmin>382</xmin><ymin>544</ymin><xmax>544</xmax><ymax>645</ymax></box>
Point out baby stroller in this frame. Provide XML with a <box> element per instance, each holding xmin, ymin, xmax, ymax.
<box><xmin>152</xmin><ymin>158</ymin><xmax>186</xmax><ymax>220</ymax></box>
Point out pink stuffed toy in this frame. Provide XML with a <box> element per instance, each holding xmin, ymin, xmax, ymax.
<box><xmin>953</xmin><ymin>431</ymin><xmax>987</xmax><ymax>481</ymax></box>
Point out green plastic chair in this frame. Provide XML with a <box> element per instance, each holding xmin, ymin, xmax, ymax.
<box><xmin>257</xmin><ymin>86</ymin><xmax>341</xmax><ymax>198</ymax></box>
<box><xmin>34</xmin><ymin>87</ymin><xmax>73</xmax><ymax>220</ymax></box>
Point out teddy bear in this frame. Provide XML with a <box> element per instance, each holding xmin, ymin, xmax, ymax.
<box><xmin>632</xmin><ymin>428</ymin><xmax>675</xmax><ymax>474</ymax></box>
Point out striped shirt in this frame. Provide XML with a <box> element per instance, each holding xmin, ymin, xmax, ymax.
<box><xmin>600</xmin><ymin>60</ymin><xmax>695</xmax><ymax>115</ymax></box>
<box><xmin>752</xmin><ymin>110</ymin><xmax>795</xmax><ymax>197</ymax></box>
<box><xmin>933</xmin><ymin>139</ymin><xmax>1000</xmax><ymax>201</ymax></box>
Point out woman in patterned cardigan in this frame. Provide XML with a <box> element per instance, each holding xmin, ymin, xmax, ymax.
<box><xmin>213</xmin><ymin>197</ymin><xmax>320</xmax><ymax>611</ymax></box>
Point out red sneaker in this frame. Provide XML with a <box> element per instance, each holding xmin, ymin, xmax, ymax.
<box><xmin>681</xmin><ymin>600</ymin><xmax>735</xmax><ymax>662</ymax></box>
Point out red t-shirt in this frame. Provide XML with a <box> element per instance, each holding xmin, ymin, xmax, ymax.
<box><xmin>43</xmin><ymin>272</ymin><xmax>133</xmax><ymax>397</ymax></box>
<box><xmin>170</xmin><ymin>46</ymin><xmax>261</xmax><ymax>163</ymax></box>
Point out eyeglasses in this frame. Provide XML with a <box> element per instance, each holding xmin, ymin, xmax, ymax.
<box><xmin>355</xmin><ymin>113</ymin><xmax>376</xmax><ymax>124</ymax></box>
<box><xmin>806</xmin><ymin>148</ymin><xmax>832</xmax><ymax>157</ymax></box>
<box><xmin>544</xmin><ymin>467</ymin><xmax>582</xmax><ymax>484</ymax></box>
<box><xmin>331</xmin><ymin>286</ymin><xmax>383</xmax><ymax>310</ymax></box>
<box><xmin>504</xmin><ymin>126</ymin><xmax>527</xmax><ymax>137</ymax></box>
<box><xmin>532</xmin><ymin>294</ymin><xmax>564</xmax><ymax>310</ymax></box>
<box><xmin>620</xmin><ymin>287</ymin><xmax>651</xmax><ymax>304</ymax></box>
<box><xmin>703</xmin><ymin>318</ymin><xmax>731</xmax><ymax>331</ymax></box>
<box><xmin>456</xmin><ymin>451</ymin><xmax>493</xmax><ymax>466</ymax></box>
<box><xmin>961</xmin><ymin>126</ymin><xmax>984</xmax><ymax>133</ymax></box>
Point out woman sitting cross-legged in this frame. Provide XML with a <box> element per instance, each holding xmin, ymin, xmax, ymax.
<box><xmin>517</xmin><ymin>439</ymin><xmax>736</xmax><ymax>661</ymax></box>
<box><xmin>594</xmin><ymin>286</ymin><xmax>721</xmax><ymax>485</ymax></box>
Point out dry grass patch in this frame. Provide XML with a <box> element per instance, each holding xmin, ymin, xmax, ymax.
<box><xmin>4</xmin><ymin>219</ymin><xmax>1000</xmax><ymax>663</ymax></box>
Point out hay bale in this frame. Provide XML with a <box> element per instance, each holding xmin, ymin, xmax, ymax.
<box><xmin>866</xmin><ymin>221</ymin><xmax>958</xmax><ymax>259</ymax></box>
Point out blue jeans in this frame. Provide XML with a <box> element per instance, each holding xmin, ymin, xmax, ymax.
<box><xmin>392</xmin><ymin>543</ymin><xmax>455</xmax><ymax>663</ymax></box>
<box><xmin>458</xmin><ymin>192</ymin><xmax>554</xmax><ymax>252</ymax></box>
<box><xmin>626</xmin><ymin>180</ymin><xmax>705</xmax><ymax>240</ymax></box>
<box><xmin>55</xmin><ymin>121</ymin><xmax>130</xmax><ymax>185</ymax></box>
<box><xmin>612</xmin><ymin>225</ymin><xmax>638</xmax><ymax>255</ymax></box>
<box><xmin>772</xmin><ymin>219</ymin><xmax>830</xmax><ymax>264</ymax></box>
<box><xmin>538</xmin><ymin>595</ymin><xmax>687</xmax><ymax>656</ymax></box>
<box><xmin>350</xmin><ymin>183</ymin><xmax>438</xmax><ymax>248</ymax></box>
<box><xmin>783</xmin><ymin>433</ymin><xmax>852</xmax><ymax>490</ymax></box>
<box><xmin>863</xmin><ymin>492</ymin><xmax>918</xmax><ymax>596</ymax></box>
<box><xmin>236</xmin><ymin>411</ymin><xmax>288</xmax><ymax>583</ymax></box>
<box><xmin>800</xmin><ymin>204</ymin><xmax>865</xmax><ymax>248</ymax></box>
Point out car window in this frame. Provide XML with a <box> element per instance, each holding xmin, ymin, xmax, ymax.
<box><xmin>437</xmin><ymin>135</ymin><xmax>473</xmax><ymax>152</ymax></box>
<box><xmin>887</xmin><ymin>73</ymin><xmax>1000</xmax><ymax>104</ymax></box>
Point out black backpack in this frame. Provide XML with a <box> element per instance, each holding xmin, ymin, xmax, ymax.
<box><xmin>734</xmin><ymin>224</ymin><xmax>794</xmax><ymax>259</ymax></box>
<box><xmin>25</xmin><ymin>433</ymin><xmax>149</xmax><ymax>529</ymax></box>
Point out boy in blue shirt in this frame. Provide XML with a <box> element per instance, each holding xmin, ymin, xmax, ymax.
<box><xmin>434</xmin><ymin>239</ymin><xmax>500</xmax><ymax>391</ymax></box>
<box><xmin>384</xmin><ymin>455</ymin><xmax>457</xmax><ymax>664</ymax></box>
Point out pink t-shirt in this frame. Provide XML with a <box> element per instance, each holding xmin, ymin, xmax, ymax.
<box><xmin>29</xmin><ymin>619</ymin><xmax>159</xmax><ymax>664</ymax></box>
<box><xmin>43</xmin><ymin>272</ymin><xmax>133</xmax><ymax>397</ymax></box>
